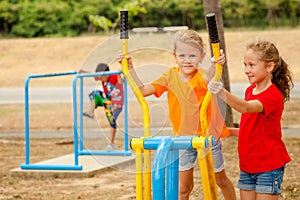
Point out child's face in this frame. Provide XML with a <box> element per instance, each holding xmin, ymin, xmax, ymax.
<box><xmin>174</xmin><ymin>41</ymin><xmax>205</xmax><ymax>79</ymax></box>
<box><xmin>100</xmin><ymin>76</ymin><xmax>109</xmax><ymax>82</ymax></box>
<box><xmin>243</xmin><ymin>49</ymin><xmax>273</xmax><ymax>84</ymax></box>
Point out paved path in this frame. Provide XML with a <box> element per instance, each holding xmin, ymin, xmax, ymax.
<box><xmin>0</xmin><ymin>82</ymin><xmax>299</xmax><ymax>104</ymax></box>
<box><xmin>1</xmin><ymin>127</ymin><xmax>298</xmax><ymax>138</ymax></box>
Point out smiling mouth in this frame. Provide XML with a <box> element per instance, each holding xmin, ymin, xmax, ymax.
<box><xmin>247</xmin><ymin>76</ymin><xmax>255</xmax><ymax>81</ymax></box>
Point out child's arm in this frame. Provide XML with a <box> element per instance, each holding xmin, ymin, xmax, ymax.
<box><xmin>117</xmin><ymin>73</ymin><xmax>124</xmax><ymax>84</ymax></box>
<box><xmin>208</xmin><ymin>81</ymin><xmax>264</xmax><ymax>113</ymax></box>
<box><xmin>118</xmin><ymin>53</ymin><xmax>156</xmax><ymax>97</ymax></box>
<box><xmin>207</xmin><ymin>48</ymin><xmax>263</xmax><ymax>113</ymax></box>
<box><xmin>205</xmin><ymin>63</ymin><xmax>215</xmax><ymax>82</ymax></box>
<box><xmin>228</xmin><ymin>127</ymin><xmax>239</xmax><ymax>137</ymax></box>
<box><xmin>204</xmin><ymin>49</ymin><xmax>225</xmax><ymax>82</ymax></box>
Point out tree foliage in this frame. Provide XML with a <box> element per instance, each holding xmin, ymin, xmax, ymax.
<box><xmin>0</xmin><ymin>0</ymin><xmax>299</xmax><ymax>37</ymax></box>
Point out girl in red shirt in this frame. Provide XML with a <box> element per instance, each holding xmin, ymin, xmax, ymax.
<box><xmin>208</xmin><ymin>38</ymin><xmax>294</xmax><ymax>200</ymax></box>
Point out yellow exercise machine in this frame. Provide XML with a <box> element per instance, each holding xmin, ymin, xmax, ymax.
<box><xmin>196</xmin><ymin>13</ymin><xmax>223</xmax><ymax>199</ymax></box>
<box><xmin>121</xmin><ymin>10</ymin><xmax>222</xmax><ymax>199</ymax></box>
<box><xmin>120</xmin><ymin>10</ymin><xmax>152</xmax><ymax>200</ymax></box>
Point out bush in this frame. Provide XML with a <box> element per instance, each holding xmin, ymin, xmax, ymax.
<box><xmin>0</xmin><ymin>0</ymin><xmax>299</xmax><ymax>38</ymax></box>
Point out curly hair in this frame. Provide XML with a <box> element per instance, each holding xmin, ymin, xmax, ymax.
<box><xmin>246</xmin><ymin>39</ymin><xmax>294</xmax><ymax>102</ymax></box>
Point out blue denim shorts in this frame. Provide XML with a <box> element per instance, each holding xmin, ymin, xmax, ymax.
<box><xmin>236</xmin><ymin>166</ymin><xmax>285</xmax><ymax>194</ymax></box>
<box><xmin>112</xmin><ymin>106</ymin><xmax>122</xmax><ymax>121</ymax></box>
<box><xmin>179</xmin><ymin>141</ymin><xmax>224</xmax><ymax>172</ymax></box>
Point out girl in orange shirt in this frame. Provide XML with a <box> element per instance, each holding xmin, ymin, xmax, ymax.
<box><xmin>119</xmin><ymin>29</ymin><xmax>236</xmax><ymax>200</ymax></box>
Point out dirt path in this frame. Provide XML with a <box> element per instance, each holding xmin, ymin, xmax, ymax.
<box><xmin>1</xmin><ymin>135</ymin><xmax>300</xmax><ymax>199</ymax></box>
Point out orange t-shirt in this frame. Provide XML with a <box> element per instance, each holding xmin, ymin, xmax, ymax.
<box><xmin>152</xmin><ymin>67</ymin><xmax>229</xmax><ymax>138</ymax></box>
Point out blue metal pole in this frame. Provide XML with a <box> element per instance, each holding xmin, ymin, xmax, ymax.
<box><xmin>24</xmin><ymin>71</ymin><xmax>77</xmax><ymax>79</ymax></box>
<box><xmin>24</xmin><ymin>76</ymin><xmax>30</xmax><ymax>164</ymax></box>
<box><xmin>144</xmin><ymin>136</ymin><xmax>193</xmax><ymax>150</ymax></box>
<box><xmin>166</xmin><ymin>149</ymin><xmax>179</xmax><ymax>200</ymax></box>
<box><xmin>22</xmin><ymin>71</ymin><xmax>77</xmax><ymax>168</ymax></box>
<box><xmin>77</xmin><ymin>71</ymin><xmax>122</xmax><ymax>78</ymax></box>
<box><xmin>72</xmin><ymin>74</ymin><xmax>79</xmax><ymax>166</ymax></box>
<box><xmin>152</xmin><ymin>138</ymin><xmax>173</xmax><ymax>200</ymax></box>
<box><xmin>21</xmin><ymin>164</ymin><xmax>82</xmax><ymax>170</ymax></box>
<box><xmin>79</xmin><ymin>77</ymin><xmax>84</xmax><ymax>151</ymax></box>
<box><xmin>75</xmin><ymin>70</ymin><xmax>131</xmax><ymax>156</ymax></box>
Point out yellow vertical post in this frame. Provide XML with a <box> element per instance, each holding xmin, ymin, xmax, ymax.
<box><xmin>143</xmin><ymin>150</ymin><xmax>152</xmax><ymax>200</ymax></box>
<box><xmin>198</xmin><ymin>13</ymin><xmax>222</xmax><ymax>200</ymax></box>
<box><xmin>193</xmin><ymin>137</ymin><xmax>214</xmax><ymax>199</ymax></box>
<box><xmin>120</xmin><ymin>10</ymin><xmax>152</xmax><ymax>200</ymax></box>
<box><xmin>131</xmin><ymin>138</ymin><xmax>144</xmax><ymax>200</ymax></box>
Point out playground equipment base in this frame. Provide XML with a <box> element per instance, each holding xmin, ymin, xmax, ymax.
<box><xmin>10</xmin><ymin>153</ymin><xmax>135</xmax><ymax>178</ymax></box>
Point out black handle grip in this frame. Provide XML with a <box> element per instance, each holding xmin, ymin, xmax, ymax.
<box><xmin>120</xmin><ymin>10</ymin><xmax>128</xmax><ymax>39</ymax></box>
<box><xmin>206</xmin><ymin>13</ymin><xmax>219</xmax><ymax>43</ymax></box>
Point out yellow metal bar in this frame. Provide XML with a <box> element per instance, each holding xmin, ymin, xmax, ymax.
<box><xmin>200</xmin><ymin>92</ymin><xmax>211</xmax><ymax>136</ymax></box>
<box><xmin>144</xmin><ymin>149</ymin><xmax>151</xmax><ymax>200</ymax></box>
<box><xmin>121</xmin><ymin>36</ymin><xmax>152</xmax><ymax>200</ymax></box>
<box><xmin>131</xmin><ymin>138</ymin><xmax>144</xmax><ymax>200</ymax></box>
<box><xmin>193</xmin><ymin>137</ymin><xmax>217</xmax><ymax>199</ymax></box>
<box><xmin>198</xmin><ymin>13</ymin><xmax>222</xmax><ymax>200</ymax></box>
<box><xmin>194</xmin><ymin>137</ymin><xmax>218</xmax><ymax>199</ymax></box>
<box><xmin>200</xmin><ymin>43</ymin><xmax>222</xmax><ymax>137</ymax></box>
<box><xmin>211</xmin><ymin>42</ymin><xmax>222</xmax><ymax>81</ymax></box>
<box><xmin>205</xmin><ymin>136</ymin><xmax>218</xmax><ymax>199</ymax></box>
<box><xmin>199</xmin><ymin>152</ymin><xmax>213</xmax><ymax>199</ymax></box>
<box><xmin>121</xmin><ymin>40</ymin><xmax>151</xmax><ymax>137</ymax></box>
<box><xmin>205</xmin><ymin>152</ymin><xmax>218</xmax><ymax>198</ymax></box>
<box><xmin>199</xmin><ymin>42</ymin><xmax>222</xmax><ymax>200</ymax></box>
<box><xmin>136</xmin><ymin>149</ymin><xmax>143</xmax><ymax>200</ymax></box>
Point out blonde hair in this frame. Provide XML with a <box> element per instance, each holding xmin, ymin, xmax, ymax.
<box><xmin>173</xmin><ymin>30</ymin><xmax>205</xmax><ymax>52</ymax></box>
<box><xmin>246</xmin><ymin>38</ymin><xmax>294</xmax><ymax>102</ymax></box>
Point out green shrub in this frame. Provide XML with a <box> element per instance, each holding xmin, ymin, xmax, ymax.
<box><xmin>0</xmin><ymin>0</ymin><xmax>299</xmax><ymax>38</ymax></box>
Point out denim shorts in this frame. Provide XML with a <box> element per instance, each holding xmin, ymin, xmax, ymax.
<box><xmin>179</xmin><ymin>141</ymin><xmax>225</xmax><ymax>172</ymax></box>
<box><xmin>112</xmin><ymin>106</ymin><xmax>122</xmax><ymax>121</ymax></box>
<box><xmin>236</xmin><ymin>166</ymin><xmax>285</xmax><ymax>194</ymax></box>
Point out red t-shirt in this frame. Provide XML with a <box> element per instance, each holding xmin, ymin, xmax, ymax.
<box><xmin>102</xmin><ymin>74</ymin><xmax>124</xmax><ymax>106</ymax></box>
<box><xmin>238</xmin><ymin>84</ymin><xmax>291</xmax><ymax>173</ymax></box>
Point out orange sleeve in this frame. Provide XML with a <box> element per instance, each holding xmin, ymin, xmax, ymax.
<box><xmin>151</xmin><ymin>68</ymin><xmax>171</xmax><ymax>98</ymax></box>
<box><xmin>152</xmin><ymin>82</ymin><xmax>167</xmax><ymax>98</ymax></box>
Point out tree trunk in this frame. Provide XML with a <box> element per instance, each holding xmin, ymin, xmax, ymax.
<box><xmin>202</xmin><ymin>0</ymin><xmax>234</xmax><ymax>127</ymax></box>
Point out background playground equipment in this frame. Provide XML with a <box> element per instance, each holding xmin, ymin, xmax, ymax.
<box><xmin>72</xmin><ymin>70</ymin><xmax>131</xmax><ymax>156</ymax></box>
<box><xmin>19</xmin><ymin>19</ymin><xmax>187</xmax><ymax>172</ymax></box>
<box><xmin>20</xmin><ymin>70</ymin><xmax>131</xmax><ymax>171</ymax></box>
